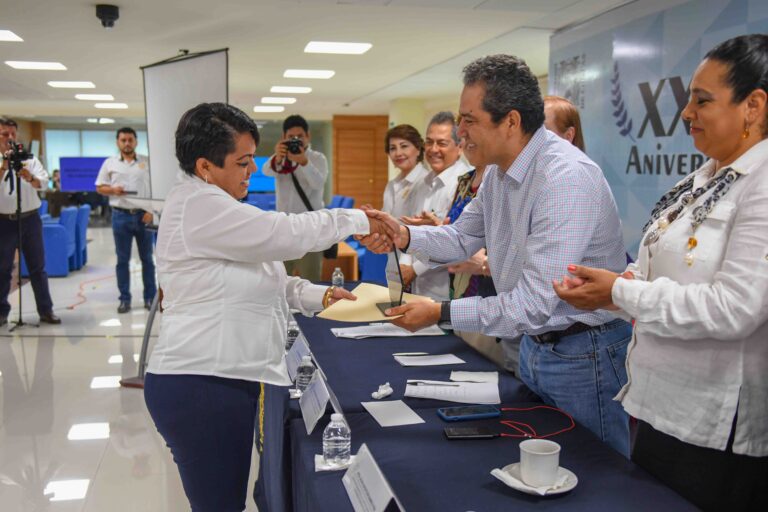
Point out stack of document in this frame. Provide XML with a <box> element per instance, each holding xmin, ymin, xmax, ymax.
<box><xmin>404</xmin><ymin>371</ymin><xmax>500</xmax><ymax>404</ymax></box>
<box><xmin>393</xmin><ymin>354</ymin><xmax>466</xmax><ymax>366</ymax></box>
<box><xmin>331</xmin><ymin>323</ymin><xmax>445</xmax><ymax>339</ymax></box>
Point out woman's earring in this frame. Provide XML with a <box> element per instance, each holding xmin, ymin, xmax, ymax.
<box><xmin>742</xmin><ymin>120</ymin><xmax>750</xmax><ymax>139</ymax></box>
<box><xmin>205</xmin><ymin>175</ymin><xmax>209</xmax><ymax>184</ymax></box>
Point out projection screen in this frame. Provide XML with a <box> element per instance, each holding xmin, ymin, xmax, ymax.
<box><xmin>142</xmin><ymin>49</ymin><xmax>228</xmax><ymax>200</ymax></box>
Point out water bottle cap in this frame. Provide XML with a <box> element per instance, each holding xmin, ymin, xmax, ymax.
<box><xmin>334</xmin><ymin>267</ymin><xmax>341</xmax><ymax>272</ymax></box>
<box><xmin>301</xmin><ymin>355</ymin><xmax>312</xmax><ymax>363</ymax></box>
<box><xmin>331</xmin><ymin>413</ymin><xmax>343</xmax><ymax>422</ymax></box>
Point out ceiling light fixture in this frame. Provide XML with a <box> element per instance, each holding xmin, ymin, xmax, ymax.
<box><xmin>270</xmin><ymin>86</ymin><xmax>312</xmax><ymax>94</ymax></box>
<box><xmin>253</xmin><ymin>106</ymin><xmax>285</xmax><ymax>113</ymax></box>
<box><xmin>99</xmin><ymin>118</ymin><xmax>115</xmax><ymax>124</ymax></box>
<box><xmin>5</xmin><ymin>60</ymin><xmax>66</xmax><ymax>70</ymax></box>
<box><xmin>0</xmin><ymin>30</ymin><xmax>23</xmax><ymax>42</ymax></box>
<box><xmin>94</xmin><ymin>102</ymin><xmax>127</xmax><ymax>109</ymax></box>
<box><xmin>75</xmin><ymin>93</ymin><xmax>114</xmax><ymax>101</ymax></box>
<box><xmin>261</xmin><ymin>97</ymin><xmax>296</xmax><ymax>105</ymax></box>
<box><xmin>304</xmin><ymin>41</ymin><xmax>372</xmax><ymax>55</ymax></box>
<box><xmin>87</xmin><ymin>118</ymin><xmax>99</xmax><ymax>123</ymax></box>
<box><xmin>48</xmin><ymin>81</ymin><xmax>95</xmax><ymax>88</ymax></box>
<box><xmin>284</xmin><ymin>69</ymin><xmax>335</xmax><ymax>79</ymax></box>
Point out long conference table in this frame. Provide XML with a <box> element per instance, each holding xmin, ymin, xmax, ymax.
<box><xmin>256</xmin><ymin>307</ymin><xmax>696</xmax><ymax>512</ymax></box>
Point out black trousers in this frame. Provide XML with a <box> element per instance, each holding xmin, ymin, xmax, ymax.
<box><xmin>0</xmin><ymin>212</ymin><xmax>54</xmax><ymax>317</ymax></box>
<box><xmin>632</xmin><ymin>420</ymin><xmax>768</xmax><ymax>511</ymax></box>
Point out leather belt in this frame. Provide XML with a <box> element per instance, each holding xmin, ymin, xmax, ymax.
<box><xmin>0</xmin><ymin>210</ymin><xmax>37</xmax><ymax>220</ymax></box>
<box><xmin>529</xmin><ymin>322</ymin><xmax>594</xmax><ymax>344</ymax></box>
<box><xmin>113</xmin><ymin>206</ymin><xmax>142</xmax><ymax>214</ymax></box>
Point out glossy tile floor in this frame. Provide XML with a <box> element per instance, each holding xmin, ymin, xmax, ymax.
<box><xmin>0</xmin><ymin>226</ymin><xmax>260</xmax><ymax>511</ymax></box>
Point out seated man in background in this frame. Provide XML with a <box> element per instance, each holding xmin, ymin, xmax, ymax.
<box><xmin>400</xmin><ymin>111</ymin><xmax>469</xmax><ymax>300</ymax></box>
<box><xmin>264</xmin><ymin>115</ymin><xmax>328</xmax><ymax>281</ymax></box>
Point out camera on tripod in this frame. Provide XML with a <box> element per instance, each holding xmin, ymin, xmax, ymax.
<box><xmin>6</xmin><ymin>140</ymin><xmax>32</xmax><ymax>172</ymax></box>
<box><xmin>283</xmin><ymin>136</ymin><xmax>304</xmax><ymax>155</ymax></box>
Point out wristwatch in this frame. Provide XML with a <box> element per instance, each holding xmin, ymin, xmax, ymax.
<box><xmin>439</xmin><ymin>301</ymin><xmax>452</xmax><ymax>325</ymax></box>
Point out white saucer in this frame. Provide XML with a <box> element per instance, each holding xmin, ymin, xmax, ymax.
<box><xmin>494</xmin><ymin>463</ymin><xmax>578</xmax><ymax>496</ymax></box>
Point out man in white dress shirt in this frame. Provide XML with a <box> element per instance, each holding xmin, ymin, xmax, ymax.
<box><xmin>95</xmin><ymin>127</ymin><xmax>156</xmax><ymax>314</ymax></box>
<box><xmin>264</xmin><ymin>115</ymin><xmax>329</xmax><ymax>281</ymax></box>
<box><xmin>0</xmin><ymin>117</ymin><xmax>60</xmax><ymax>326</ymax></box>
<box><xmin>402</xmin><ymin>111</ymin><xmax>470</xmax><ymax>300</ymax></box>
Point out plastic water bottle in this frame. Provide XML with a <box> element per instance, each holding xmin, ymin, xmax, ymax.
<box><xmin>331</xmin><ymin>267</ymin><xmax>344</xmax><ymax>288</ymax></box>
<box><xmin>323</xmin><ymin>413</ymin><xmax>351</xmax><ymax>467</ymax></box>
<box><xmin>285</xmin><ymin>320</ymin><xmax>300</xmax><ymax>351</ymax></box>
<box><xmin>294</xmin><ymin>356</ymin><xmax>315</xmax><ymax>395</ymax></box>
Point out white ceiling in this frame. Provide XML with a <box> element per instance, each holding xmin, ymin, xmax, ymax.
<box><xmin>0</xmin><ymin>0</ymin><xmax>630</xmax><ymax>125</ymax></box>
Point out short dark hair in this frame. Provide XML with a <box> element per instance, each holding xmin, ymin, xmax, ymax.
<box><xmin>175</xmin><ymin>102</ymin><xmax>260</xmax><ymax>176</ymax></box>
<box><xmin>705</xmin><ymin>34</ymin><xmax>768</xmax><ymax>135</ymax></box>
<box><xmin>283</xmin><ymin>115</ymin><xmax>309</xmax><ymax>135</ymax></box>
<box><xmin>0</xmin><ymin>117</ymin><xmax>18</xmax><ymax>128</ymax></box>
<box><xmin>462</xmin><ymin>54</ymin><xmax>545</xmax><ymax>134</ymax></box>
<box><xmin>385</xmin><ymin>124</ymin><xmax>424</xmax><ymax>162</ymax></box>
<box><xmin>427</xmin><ymin>111</ymin><xmax>460</xmax><ymax>144</ymax></box>
<box><xmin>116</xmin><ymin>127</ymin><xmax>137</xmax><ymax>139</ymax></box>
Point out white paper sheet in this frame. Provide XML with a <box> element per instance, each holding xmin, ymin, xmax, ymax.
<box><xmin>393</xmin><ymin>354</ymin><xmax>466</xmax><ymax>366</ymax></box>
<box><xmin>331</xmin><ymin>323</ymin><xmax>445</xmax><ymax>339</ymax></box>
<box><xmin>360</xmin><ymin>400</ymin><xmax>425</xmax><ymax>427</ymax></box>
<box><xmin>449</xmin><ymin>371</ymin><xmax>499</xmax><ymax>384</ymax></box>
<box><xmin>404</xmin><ymin>380</ymin><xmax>500</xmax><ymax>404</ymax></box>
<box><xmin>299</xmin><ymin>373</ymin><xmax>330</xmax><ymax>434</ymax></box>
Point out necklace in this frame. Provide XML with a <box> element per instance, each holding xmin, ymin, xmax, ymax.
<box><xmin>641</xmin><ymin>167</ymin><xmax>742</xmax><ymax>266</ymax></box>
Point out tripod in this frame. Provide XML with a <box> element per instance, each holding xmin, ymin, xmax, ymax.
<box><xmin>4</xmin><ymin>150</ymin><xmax>39</xmax><ymax>332</ymax></box>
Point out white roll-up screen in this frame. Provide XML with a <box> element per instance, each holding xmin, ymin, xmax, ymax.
<box><xmin>142</xmin><ymin>49</ymin><xmax>228</xmax><ymax>200</ymax></box>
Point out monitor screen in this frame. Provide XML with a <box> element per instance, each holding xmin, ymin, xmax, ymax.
<box><xmin>59</xmin><ymin>156</ymin><xmax>107</xmax><ymax>192</ymax></box>
<box><xmin>248</xmin><ymin>156</ymin><xmax>275</xmax><ymax>192</ymax></box>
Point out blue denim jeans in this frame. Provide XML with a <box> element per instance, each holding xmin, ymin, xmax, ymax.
<box><xmin>519</xmin><ymin>319</ymin><xmax>632</xmax><ymax>456</ymax></box>
<box><xmin>112</xmin><ymin>209</ymin><xmax>156</xmax><ymax>303</ymax></box>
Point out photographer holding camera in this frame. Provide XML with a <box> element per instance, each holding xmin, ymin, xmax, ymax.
<box><xmin>263</xmin><ymin>115</ymin><xmax>328</xmax><ymax>281</ymax></box>
<box><xmin>0</xmin><ymin>117</ymin><xmax>60</xmax><ymax>326</ymax></box>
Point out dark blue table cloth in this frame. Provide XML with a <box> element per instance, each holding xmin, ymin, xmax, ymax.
<box><xmin>256</xmin><ymin>313</ymin><xmax>536</xmax><ymax>512</ymax></box>
<box><xmin>290</xmin><ymin>405</ymin><xmax>697</xmax><ymax>512</ymax></box>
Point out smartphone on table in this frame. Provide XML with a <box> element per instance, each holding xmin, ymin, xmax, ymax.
<box><xmin>436</xmin><ymin>405</ymin><xmax>501</xmax><ymax>422</ymax></box>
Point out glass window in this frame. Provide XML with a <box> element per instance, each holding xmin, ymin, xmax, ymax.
<box><xmin>44</xmin><ymin>130</ymin><xmax>81</xmax><ymax>172</ymax></box>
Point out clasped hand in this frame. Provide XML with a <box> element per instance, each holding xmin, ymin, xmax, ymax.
<box><xmin>552</xmin><ymin>264</ymin><xmax>634</xmax><ymax>311</ymax></box>
<box><xmin>357</xmin><ymin>207</ymin><xmax>408</xmax><ymax>254</ymax></box>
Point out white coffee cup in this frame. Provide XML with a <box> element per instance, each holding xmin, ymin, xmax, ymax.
<box><xmin>519</xmin><ymin>439</ymin><xmax>561</xmax><ymax>487</ymax></box>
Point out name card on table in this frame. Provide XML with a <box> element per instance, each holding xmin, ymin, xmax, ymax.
<box><xmin>299</xmin><ymin>371</ymin><xmax>330</xmax><ymax>435</ymax></box>
<box><xmin>343</xmin><ymin>444</ymin><xmax>405</xmax><ymax>512</ymax></box>
<box><xmin>286</xmin><ymin>334</ymin><xmax>311</xmax><ymax>381</ymax></box>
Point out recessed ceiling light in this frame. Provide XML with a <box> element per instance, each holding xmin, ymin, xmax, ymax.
<box><xmin>271</xmin><ymin>86</ymin><xmax>312</xmax><ymax>94</ymax></box>
<box><xmin>94</xmin><ymin>103</ymin><xmax>128</xmax><ymax>109</ymax></box>
<box><xmin>284</xmin><ymin>69</ymin><xmax>335</xmax><ymax>79</ymax></box>
<box><xmin>5</xmin><ymin>60</ymin><xmax>66</xmax><ymax>70</ymax></box>
<box><xmin>0</xmin><ymin>30</ymin><xmax>23</xmax><ymax>42</ymax></box>
<box><xmin>253</xmin><ymin>106</ymin><xmax>285</xmax><ymax>113</ymax></box>
<box><xmin>75</xmin><ymin>93</ymin><xmax>114</xmax><ymax>101</ymax></box>
<box><xmin>304</xmin><ymin>41</ymin><xmax>372</xmax><ymax>55</ymax></box>
<box><xmin>90</xmin><ymin>376</ymin><xmax>121</xmax><ymax>389</ymax></box>
<box><xmin>261</xmin><ymin>97</ymin><xmax>297</xmax><ymax>105</ymax></box>
<box><xmin>87</xmin><ymin>118</ymin><xmax>98</xmax><ymax>123</ymax></box>
<box><xmin>44</xmin><ymin>479</ymin><xmax>90</xmax><ymax>501</ymax></box>
<box><xmin>99</xmin><ymin>118</ymin><xmax>115</xmax><ymax>124</ymax></box>
<box><xmin>68</xmin><ymin>423</ymin><xmax>110</xmax><ymax>440</ymax></box>
<box><xmin>48</xmin><ymin>81</ymin><xmax>95</xmax><ymax>88</ymax></box>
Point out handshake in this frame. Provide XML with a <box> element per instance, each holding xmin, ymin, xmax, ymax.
<box><xmin>359</xmin><ymin>207</ymin><xmax>410</xmax><ymax>254</ymax></box>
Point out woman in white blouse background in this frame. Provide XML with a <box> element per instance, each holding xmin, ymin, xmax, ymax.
<box><xmin>554</xmin><ymin>35</ymin><xmax>768</xmax><ymax>510</ymax></box>
<box><xmin>143</xmin><ymin>103</ymin><xmax>390</xmax><ymax>511</ymax></box>
<box><xmin>382</xmin><ymin>124</ymin><xmax>428</xmax><ymax>219</ymax></box>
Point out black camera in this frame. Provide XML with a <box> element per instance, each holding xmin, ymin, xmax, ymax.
<box><xmin>284</xmin><ymin>137</ymin><xmax>304</xmax><ymax>155</ymax></box>
<box><xmin>6</xmin><ymin>140</ymin><xmax>32</xmax><ymax>172</ymax></box>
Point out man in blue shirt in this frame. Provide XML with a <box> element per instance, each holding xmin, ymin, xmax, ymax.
<box><xmin>362</xmin><ymin>54</ymin><xmax>632</xmax><ymax>456</ymax></box>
